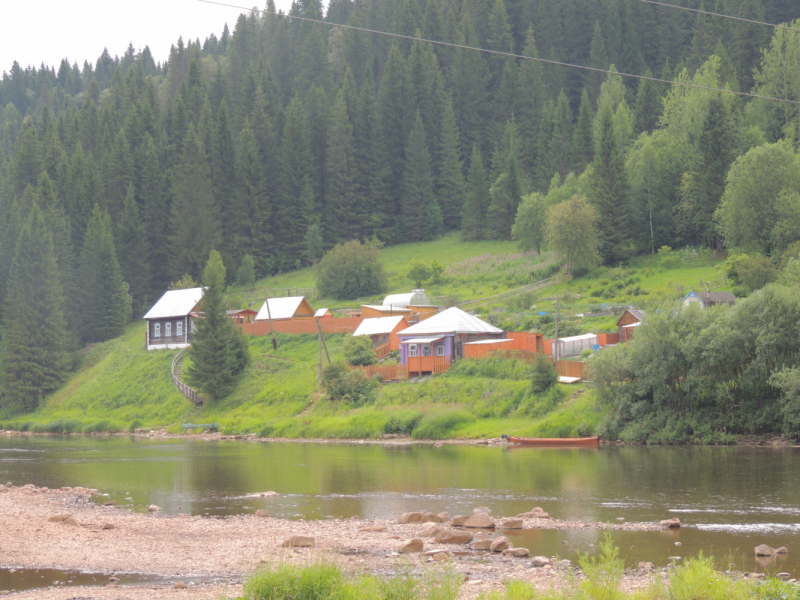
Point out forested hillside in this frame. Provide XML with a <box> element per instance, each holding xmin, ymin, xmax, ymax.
<box><xmin>1</xmin><ymin>0</ymin><xmax>800</xmax><ymax>412</ymax></box>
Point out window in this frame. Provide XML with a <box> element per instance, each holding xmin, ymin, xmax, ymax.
<box><xmin>166</xmin><ymin>322</ymin><xmax>172</xmax><ymax>337</ymax></box>
<box><xmin>422</xmin><ymin>344</ymin><xmax>431</xmax><ymax>357</ymax></box>
<box><xmin>435</xmin><ymin>345</ymin><xmax>444</xmax><ymax>356</ymax></box>
<box><xmin>177</xmin><ymin>321</ymin><xmax>183</xmax><ymax>337</ymax></box>
<box><xmin>408</xmin><ymin>344</ymin><xmax>417</xmax><ymax>357</ymax></box>
<box><xmin>154</xmin><ymin>323</ymin><xmax>161</xmax><ymax>338</ymax></box>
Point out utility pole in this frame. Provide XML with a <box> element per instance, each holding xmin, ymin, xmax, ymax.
<box><xmin>314</xmin><ymin>317</ymin><xmax>331</xmax><ymax>365</ymax></box>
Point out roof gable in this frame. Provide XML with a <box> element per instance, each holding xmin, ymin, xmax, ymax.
<box><xmin>255</xmin><ymin>297</ymin><xmax>315</xmax><ymax>321</ymax></box>
<box><xmin>354</xmin><ymin>316</ymin><xmax>408</xmax><ymax>336</ymax></box>
<box><xmin>383</xmin><ymin>290</ymin><xmax>431</xmax><ymax>307</ymax></box>
<box><xmin>143</xmin><ymin>287</ymin><xmax>204</xmax><ymax>320</ymax></box>
<box><xmin>397</xmin><ymin>307</ymin><xmax>503</xmax><ymax>336</ymax></box>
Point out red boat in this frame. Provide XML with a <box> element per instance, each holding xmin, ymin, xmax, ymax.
<box><xmin>501</xmin><ymin>434</ymin><xmax>601</xmax><ymax>448</ymax></box>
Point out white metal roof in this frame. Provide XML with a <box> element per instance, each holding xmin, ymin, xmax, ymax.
<box><xmin>353</xmin><ymin>316</ymin><xmax>407</xmax><ymax>337</ymax></box>
<box><xmin>400</xmin><ymin>336</ymin><xmax>445</xmax><ymax>344</ymax></box>
<box><xmin>555</xmin><ymin>334</ymin><xmax>598</xmax><ymax>342</ymax></box>
<box><xmin>255</xmin><ymin>297</ymin><xmax>309</xmax><ymax>321</ymax></box>
<box><xmin>143</xmin><ymin>287</ymin><xmax>204</xmax><ymax>320</ymax></box>
<box><xmin>622</xmin><ymin>322</ymin><xmax>642</xmax><ymax>329</ymax></box>
<box><xmin>464</xmin><ymin>338</ymin><xmax>513</xmax><ymax>345</ymax></box>
<box><xmin>362</xmin><ymin>304</ymin><xmax>412</xmax><ymax>313</ymax></box>
<box><xmin>397</xmin><ymin>307</ymin><xmax>503</xmax><ymax>336</ymax></box>
<box><xmin>315</xmin><ymin>308</ymin><xmax>330</xmax><ymax>317</ymax></box>
<box><xmin>383</xmin><ymin>290</ymin><xmax>431</xmax><ymax>307</ymax></box>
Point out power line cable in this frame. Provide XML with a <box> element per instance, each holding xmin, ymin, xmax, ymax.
<box><xmin>197</xmin><ymin>0</ymin><xmax>800</xmax><ymax>106</ymax></box>
<box><xmin>632</xmin><ymin>0</ymin><xmax>800</xmax><ymax>33</ymax></box>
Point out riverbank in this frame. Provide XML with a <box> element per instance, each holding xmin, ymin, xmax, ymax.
<box><xmin>0</xmin><ymin>483</ymin><xmax>681</xmax><ymax>599</ymax></box>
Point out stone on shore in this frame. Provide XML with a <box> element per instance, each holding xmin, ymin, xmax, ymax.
<box><xmin>48</xmin><ymin>515</ymin><xmax>70</xmax><ymax>522</ymax></box>
<box><xmin>471</xmin><ymin>539</ymin><xmax>493</xmax><ymax>550</ymax></box>
<box><xmin>398</xmin><ymin>538</ymin><xmax>424</xmax><ymax>553</ymax></box>
<box><xmin>419</xmin><ymin>524</ymin><xmax>444</xmax><ymax>537</ymax></box>
<box><xmin>473</xmin><ymin>507</ymin><xmax>491</xmax><ymax>515</ymax></box>
<box><xmin>503</xmin><ymin>548</ymin><xmax>530</xmax><ymax>557</ymax></box>
<box><xmin>103</xmin><ymin>500</ymin><xmax>116</xmax><ymax>507</ymax></box>
<box><xmin>174</xmin><ymin>582</ymin><xmax>187</xmax><ymax>589</ymax></box>
<box><xmin>518</xmin><ymin>507</ymin><xmax>550</xmax><ymax>519</ymax></box>
<box><xmin>659</xmin><ymin>518</ymin><xmax>681</xmax><ymax>528</ymax></box>
<box><xmin>755</xmin><ymin>544</ymin><xmax>776</xmax><ymax>557</ymax></box>
<box><xmin>451</xmin><ymin>515</ymin><xmax>468</xmax><ymax>527</ymax></box>
<box><xmin>148</xmin><ymin>505</ymin><xmax>160</xmax><ymax>513</ymax></box>
<box><xmin>63</xmin><ymin>517</ymin><xmax>78</xmax><ymax>526</ymax></box>
<box><xmin>398</xmin><ymin>512</ymin><xmax>443</xmax><ymax>524</ymax></box>
<box><xmin>101</xmin><ymin>522</ymin><xmax>114</xmax><ymax>530</ymax></box>
<box><xmin>433</xmin><ymin>552</ymin><xmax>449</xmax><ymax>562</ymax></box>
<box><xmin>638</xmin><ymin>562</ymin><xmax>655</xmax><ymax>572</ymax></box>
<box><xmin>776</xmin><ymin>547</ymin><xmax>789</xmax><ymax>555</ymax></box>
<box><xmin>281</xmin><ymin>535</ymin><xmax>315</xmax><ymax>548</ymax></box>
<box><xmin>464</xmin><ymin>513</ymin><xmax>495</xmax><ymax>529</ymax></box>
<box><xmin>531</xmin><ymin>556</ymin><xmax>551</xmax><ymax>567</ymax></box>
<box><xmin>434</xmin><ymin>530</ymin><xmax>474</xmax><ymax>544</ymax></box>
<box><xmin>359</xmin><ymin>525</ymin><xmax>387</xmax><ymax>532</ymax></box>
<box><xmin>490</xmin><ymin>536</ymin><xmax>511</xmax><ymax>552</ymax></box>
<box><xmin>255</xmin><ymin>510</ymin><xmax>270</xmax><ymax>518</ymax></box>
<box><xmin>501</xmin><ymin>518</ymin><xmax>523</xmax><ymax>529</ymax></box>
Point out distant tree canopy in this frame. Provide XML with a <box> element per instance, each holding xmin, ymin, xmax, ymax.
<box><xmin>316</xmin><ymin>240</ymin><xmax>387</xmax><ymax>300</ymax></box>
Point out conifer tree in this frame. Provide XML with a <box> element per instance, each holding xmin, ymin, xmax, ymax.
<box><xmin>10</xmin><ymin>125</ymin><xmax>42</xmax><ymax>196</ymax></box>
<box><xmin>104</xmin><ymin>129</ymin><xmax>133</xmax><ymax>218</ymax></box>
<box><xmin>462</xmin><ymin>144</ymin><xmax>490</xmax><ymax>240</ymax></box>
<box><xmin>634</xmin><ymin>71</ymin><xmax>662</xmax><ymax>135</ymax></box>
<box><xmin>1</xmin><ymin>204</ymin><xmax>69</xmax><ymax>410</ymax></box>
<box><xmin>586</xmin><ymin>20</ymin><xmax>609</xmax><ymax>106</ymax></box>
<box><xmin>549</xmin><ymin>91</ymin><xmax>574</xmax><ymax>183</ymax></box>
<box><xmin>78</xmin><ymin>205</ymin><xmax>131</xmax><ymax>343</ymax></box>
<box><xmin>305</xmin><ymin>86</ymin><xmax>331</xmax><ymax>220</ymax></box>
<box><xmin>0</xmin><ymin>199</ymin><xmax>22</xmax><ymax>316</ymax></box>
<box><xmin>185</xmin><ymin>250</ymin><xmax>249</xmax><ymax>401</ymax></box>
<box><xmin>137</xmin><ymin>134</ymin><xmax>170</xmax><ymax>294</ymax></box>
<box><xmin>211</xmin><ymin>101</ymin><xmax>237</xmax><ymax>259</ymax></box>
<box><xmin>534</xmin><ymin>100</ymin><xmax>555</xmax><ymax>192</ymax></box>
<box><xmin>437</xmin><ymin>99</ymin><xmax>464</xmax><ymax>230</ymax></box>
<box><xmin>117</xmin><ymin>184</ymin><xmax>150</xmax><ymax>312</ymax></box>
<box><xmin>234</xmin><ymin>123</ymin><xmax>271</xmax><ymax>270</ymax></box>
<box><xmin>325</xmin><ymin>92</ymin><xmax>358</xmax><ymax>243</ymax></box>
<box><xmin>571</xmin><ymin>89</ymin><xmax>594</xmax><ymax>174</ymax></box>
<box><xmin>517</xmin><ymin>28</ymin><xmax>546</xmax><ymax>175</ymax></box>
<box><xmin>401</xmin><ymin>112</ymin><xmax>436</xmax><ymax>241</ymax></box>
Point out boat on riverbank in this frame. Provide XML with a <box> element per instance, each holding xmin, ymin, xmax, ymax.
<box><xmin>501</xmin><ymin>434</ymin><xmax>601</xmax><ymax>448</ymax></box>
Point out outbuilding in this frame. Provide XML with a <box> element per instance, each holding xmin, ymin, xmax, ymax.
<box><xmin>143</xmin><ymin>287</ymin><xmax>204</xmax><ymax>351</ymax></box>
<box><xmin>353</xmin><ymin>315</ymin><xmax>410</xmax><ymax>351</ymax></box>
<box><xmin>616</xmin><ymin>308</ymin><xmax>645</xmax><ymax>342</ymax></box>
<box><xmin>255</xmin><ymin>296</ymin><xmax>316</xmax><ymax>321</ymax></box>
<box><xmin>226</xmin><ymin>308</ymin><xmax>258</xmax><ymax>324</ymax></box>
<box><xmin>681</xmin><ymin>290</ymin><xmax>736</xmax><ymax>309</ymax></box>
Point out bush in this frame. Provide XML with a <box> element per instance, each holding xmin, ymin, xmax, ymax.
<box><xmin>383</xmin><ymin>410</ymin><xmax>423</xmax><ymax>435</ymax></box>
<box><xmin>128</xmin><ymin>419</ymin><xmax>143</xmax><ymax>433</ymax></box>
<box><xmin>737</xmin><ymin>255</ymin><xmax>777</xmax><ymax>292</ymax></box>
<box><xmin>411</xmin><ymin>411</ymin><xmax>475</xmax><ymax>439</ymax></box>
<box><xmin>236</xmin><ymin>255</ymin><xmax>256</xmax><ymax>288</ymax></box>
<box><xmin>343</xmin><ymin>336</ymin><xmax>377</xmax><ymax>366</ymax></box>
<box><xmin>658</xmin><ymin>245</ymin><xmax>680</xmax><ymax>269</ymax></box>
<box><xmin>316</xmin><ymin>240</ymin><xmax>387</xmax><ymax>300</ymax></box>
<box><xmin>322</xmin><ymin>361</ymin><xmax>379</xmax><ymax>405</ymax></box>
<box><xmin>530</xmin><ymin>355</ymin><xmax>557</xmax><ymax>394</ymax></box>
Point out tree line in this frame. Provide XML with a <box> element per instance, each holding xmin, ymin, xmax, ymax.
<box><xmin>1</xmin><ymin>0</ymin><xmax>800</xmax><ymax>410</ymax></box>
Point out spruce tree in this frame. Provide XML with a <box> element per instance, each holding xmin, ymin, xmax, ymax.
<box><xmin>437</xmin><ymin>99</ymin><xmax>464</xmax><ymax>230</ymax></box>
<box><xmin>138</xmin><ymin>134</ymin><xmax>170</xmax><ymax>294</ymax></box>
<box><xmin>234</xmin><ymin>123</ymin><xmax>271</xmax><ymax>269</ymax></box>
<box><xmin>104</xmin><ymin>128</ymin><xmax>133</xmax><ymax>219</ymax></box>
<box><xmin>586</xmin><ymin>20</ymin><xmax>609</xmax><ymax>106</ymax></box>
<box><xmin>549</xmin><ymin>90</ymin><xmax>574</xmax><ymax>183</ymax></box>
<box><xmin>211</xmin><ymin>101</ymin><xmax>237</xmax><ymax>258</ymax></box>
<box><xmin>633</xmin><ymin>71</ymin><xmax>662</xmax><ymax>135</ymax></box>
<box><xmin>571</xmin><ymin>89</ymin><xmax>594</xmax><ymax>174</ymax></box>
<box><xmin>401</xmin><ymin>112</ymin><xmax>436</xmax><ymax>242</ymax></box>
<box><xmin>117</xmin><ymin>184</ymin><xmax>150</xmax><ymax>312</ymax></box>
<box><xmin>78</xmin><ymin>206</ymin><xmax>131</xmax><ymax>343</ymax></box>
<box><xmin>516</xmin><ymin>28</ymin><xmax>545</xmax><ymax>176</ymax></box>
<box><xmin>461</xmin><ymin>144</ymin><xmax>490</xmax><ymax>240</ymax></box>
<box><xmin>325</xmin><ymin>92</ymin><xmax>357</xmax><ymax>243</ymax></box>
<box><xmin>10</xmin><ymin>125</ymin><xmax>42</xmax><ymax>196</ymax></box>
<box><xmin>0</xmin><ymin>199</ymin><xmax>22</xmax><ymax>317</ymax></box>
<box><xmin>185</xmin><ymin>250</ymin><xmax>249</xmax><ymax>401</ymax></box>
<box><xmin>1</xmin><ymin>204</ymin><xmax>69</xmax><ymax>411</ymax></box>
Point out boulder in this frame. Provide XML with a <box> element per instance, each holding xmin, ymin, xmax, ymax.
<box><xmin>451</xmin><ymin>515</ymin><xmax>468</xmax><ymax>527</ymax></box>
<box><xmin>148</xmin><ymin>505</ymin><xmax>160</xmax><ymax>513</ymax></box>
<box><xmin>501</xmin><ymin>519</ymin><xmax>523</xmax><ymax>529</ymax></box>
<box><xmin>63</xmin><ymin>517</ymin><xmax>78</xmax><ymax>526</ymax></box>
<box><xmin>519</xmin><ymin>508</ymin><xmax>551</xmax><ymax>519</ymax></box>
<box><xmin>103</xmin><ymin>500</ymin><xmax>116</xmax><ymax>507</ymax></box>
<box><xmin>776</xmin><ymin>547</ymin><xmax>789</xmax><ymax>555</ymax></box>
<box><xmin>503</xmin><ymin>548</ymin><xmax>530</xmax><ymax>557</ymax></box>
<box><xmin>473</xmin><ymin>507</ymin><xmax>492</xmax><ymax>515</ymax></box>
<box><xmin>433</xmin><ymin>552</ymin><xmax>449</xmax><ymax>562</ymax></box>
<box><xmin>464</xmin><ymin>513</ymin><xmax>495</xmax><ymax>529</ymax></box>
<box><xmin>637</xmin><ymin>562</ymin><xmax>655</xmax><ymax>572</ymax></box>
<box><xmin>471</xmin><ymin>539</ymin><xmax>493</xmax><ymax>551</ymax></box>
<box><xmin>419</xmin><ymin>524</ymin><xmax>444</xmax><ymax>538</ymax></box>
<box><xmin>359</xmin><ymin>525</ymin><xmax>387</xmax><ymax>532</ymax></box>
<box><xmin>437</xmin><ymin>512</ymin><xmax>451</xmax><ymax>522</ymax></box>
<box><xmin>659</xmin><ymin>518</ymin><xmax>681</xmax><ymax>529</ymax></box>
<box><xmin>48</xmin><ymin>515</ymin><xmax>70</xmax><ymax>523</ymax></box>
<box><xmin>531</xmin><ymin>556</ymin><xmax>551</xmax><ymax>567</ymax></box>
<box><xmin>398</xmin><ymin>538</ymin><xmax>424</xmax><ymax>553</ymax></box>
<box><xmin>755</xmin><ymin>544</ymin><xmax>776</xmax><ymax>557</ymax></box>
<box><xmin>281</xmin><ymin>535</ymin><xmax>315</xmax><ymax>548</ymax></box>
<box><xmin>398</xmin><ymin>512</ymin><xmax>443</xmax><ymax>524</ymax></box>
<box><xmin>255</xmin><ymin>510</ymin><xmax>270</xmax><ymax>518</ymax></box>
<box><xmin>434</xmin><ymin>530</ymin><xmax>474</xmax><ymax>544</ymax></box>
<box><xmin>174</xmin><ymin>582</ymin><xmax>187</xmax><ymax>589</ymax></box>
<box><xmin>101</xmin><ymin>522</ymin><xmax>114</xmax><ymax>530</ymax></box>
<box><xmin>490</xmin><ymin>536</ymin><xmax>511</xmax><ymax>552</ymax></box>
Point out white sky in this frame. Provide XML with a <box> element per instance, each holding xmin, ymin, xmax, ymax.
<box><xmin>1</xmin><ymin>0</ymin><xmax>295</xmax><ymax>75</ymax></box>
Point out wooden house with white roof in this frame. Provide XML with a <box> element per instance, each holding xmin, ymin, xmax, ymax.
<box><xmin>143</xmin><ymin>287</ymin><xmax>204</xmax><ymax>350</ymax></box>
<box><xmin>353</xmin><ymin>315</ymin><xmax>410</xmax><ymax>351</ymax></box>
<box><xmin>254</xmin><ymin>296</ymin><xmax>316</xmax><ymax>321</ymax></box>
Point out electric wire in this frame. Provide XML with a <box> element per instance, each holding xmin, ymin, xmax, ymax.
<box><xmin>198</xmin><ymin>0</ymin><xmax>800</xmax><ymax>106</ymax></box>
<box><xmin>632</xmin><ymin>0</ymin><xmax>800</xmax><ymax>33</ymax></box>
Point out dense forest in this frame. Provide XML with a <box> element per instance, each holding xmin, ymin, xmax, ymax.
<box><xmin>1</xmin><ymin>0</ymin><xmax>800</xmax><ymax>411</ymax></box>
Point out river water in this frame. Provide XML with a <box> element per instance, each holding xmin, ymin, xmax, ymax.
<box><xmin>1</xmin><ymin>436</ymin><xmax>798</xmax><ymax>576</ymax></box>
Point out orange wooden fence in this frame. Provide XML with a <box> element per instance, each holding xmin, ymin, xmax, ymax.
<box><xmin>597</xmin><ymin>332</ymin><xmax>620</xmax><ymax>346</ymax></box>
<box><xmin>238</xmin><ymin>317</ymin><xmax>364</xmax><ymax>336</ymax></box>
<box><xmin>360</xmin><ymin>363</ymin><xmax>409</xmax><ymax>380</ymax></box>
<box><xmin>374</xmin><ymin>342</ymin><xmax>391</xmax><ymax>360</ymax></box>
<box><xmin>555</xmin><ymin>360</ymin><xmax>587</xmax><ymax>380</ymax></box>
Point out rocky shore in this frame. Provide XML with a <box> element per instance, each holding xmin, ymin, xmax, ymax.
<box><xmin>0</xmin><ymin>483</ymin><xmax>684</xmax><ymax>599</ymax></box>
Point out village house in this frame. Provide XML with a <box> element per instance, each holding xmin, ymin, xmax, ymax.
<box><xmin>353</xmin><ymin>315</ymin><xmax>410</xmax><ymax>352</ymax></box>
<box><xmin>397</xmin><ymin>307</ymin><xmax>504</xmax><ymax>374</ymax></box>
<box><xmin>254</xmin><ymin>296</ymin><xmax>316</xmax><ymax>321</ymax></box>
<box><xmin>143</xmin><ymin>287</ymin><xmax>204</xmax><ymax>351</ymax></box>
<box><xmin>681</xmin><ymin>290</ymin><xmax>736</xmax><ymax>309</ymax></box>
<box><xmin>616</xmin><ymin>308</ymin><xmax>645</xmax><ymax>342</ymax></box>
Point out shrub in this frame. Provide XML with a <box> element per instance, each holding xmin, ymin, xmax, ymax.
<box><xmin>530</xmin><ymin>355</ymin><xmax>557</xmax><ymax>394</ymax></box>
<box><xmin>322</xmin><ymin>361</ymin><xmax>378</xmax><ymax>405</ymax></box>
<box><xmin>316</xmin><ymin>240</ymin><xmax>387</xmax><ymax>300</ymax></box>
<box><xmin>128</xmin><ymin>420</ymin><xmax>143</xmax><ymax>433</ymax></box>
<box><xmin>658</xmin><ymin>245</ymin><xmax>680</xmax><ymax>269</ymax></box>
<box><xmin>344</xmin><ymin>336</ymin><xmax>377</xmax><ymax>366</ymax></box>
<box><xmin>236</xmin><ymin>254</ymin><xmax>256</xmax><ymax>288</ymax></box>
<box><xmin>244</xmin><ymin>562</ymin><xmax>342</xmax><ymax>600</ymax></box>
<box><xmin>737</xmin><ymin>255</ymin><xmax>778</xmax><ymax>292</ymax></box>
<box><xmin>383</xmin><ymin>410</ymin><xmax>423</xmax><ymax>435</ymax></box>
<box><xmin>411</xmin><ymin>411</ymin><xmax>475</xmax><ymax>439</ymax></box>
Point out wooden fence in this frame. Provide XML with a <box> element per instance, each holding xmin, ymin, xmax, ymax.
<box><xmin>171</xmin><ymin>349</ymin><xmax>202</xmax><ymax>407</ymax></box>
<box><xmin>458</xmin><ymin>275</ymin><xmax>564</xmax><ymax>311</ymax></box>
<box><xmin>360</xmin><ymin>363</ymin><xmax>409</xmax><ymax>380</ymax></box>
<box><xmin>238</xmin><ymin>317</ymin><xmax>363</xmax><ymax>336</ymax></box>
<box><xmin>555</xmin><ymin>360</ymin><xmax>587</xmax><ymax>380</ymax></box>
<box><xmin>374</xmin><ymin>342</ymin><xmax>391</xmax><ymax>360</ymax></box>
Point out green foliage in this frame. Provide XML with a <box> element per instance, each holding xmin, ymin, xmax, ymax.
<box><xmin>383</xmin><ymin>409</ymin><xmax>423</xmax><ymax>435</ymax></box>
<box><xmin>411</xmin><ymin>410</ymin><xmax>476</xmax><ymax>439</ymax></box>
<box><xmin>546</xmin><ymin>195</ymin><xmax>601</xmax><ymax>273</ymax></box>
<box><xmin>407</xmin><ymin>259</ymin><xmax>431</xmax><ymax>288</ymax></box>
<box><xmin>322</xmin><ymin>361</ymin><xmax>378</xmax><ymax>404</ymax></box>
<box><xmin>316</xmin><ymin>239</ymin><xmax>387</xmax><ymax>300</ymax></box>
<box><xmin>657</xmin><ymin>246</ymin><xmax>680</xmax><ymax>269</ymax></box>
<box><xmin>530</xmin><ymin>355</ymin><xmax>557</xmax><ymax>394</ymax></box>
<box><xmin>169</xmin><ymin>274</ymin><xmax>199</xmax><ymax>290</ymax></box>
<box><xmin>736</xmin><ymin>255</ymin><xmax>777</xmax><ymax>292</ymax></box>
<box><xmin>512</xmin><ymin>192</ymin><xmax>547</xmax><ymax>255</ymax></box>
<box><xmin>236</xmin><ymin>255</ymin><xmax>256</xmax><ymax>288</ymax></box>
<box><xmin>344</xmin><ymin>336</ymin><xmax>377</xmax><ymax>367</ymax></box>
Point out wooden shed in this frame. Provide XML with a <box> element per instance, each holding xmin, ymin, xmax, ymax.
<box><xmin>353</xmin><ymin>316</ymin><xmax>409</xmax><ymax>351</ymax></box>
<box><xmin>226</xmin><ymin>308</ymin><xmax>257</xmax><ymax>324</ymax></box>
<box><xmin>463</xmin><ymin>338</ymin><xmax>514</xmax><ymax>359</ymax></box>
<box><xmin>360</xmin><ymin>304</ymin><xmax>413</xmax><ymax>319</ymax></box>
<box><xmin>616</xmin><ymin>309</ymin><xmax>645</xmax><ymax>342</ymax></box>
<box><xmin>255</xmin><ymin>296</ymin><xmax>316</xmax><ymax>321</ymax></box>
<box><xmin>315</xmin><ymin>308</ymin><xmax>333</xmax><ymax>319</ymax></box>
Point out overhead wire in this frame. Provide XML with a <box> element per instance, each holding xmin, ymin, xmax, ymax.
<box><xmin>631</xmin><ymin>0</ymin><xmax>800</xmax><ymax>33</ymax></box>
<box><xmin>197</xmin><ymin>0</ymin><xmax>800</xmax><ymax>106</ymax></box>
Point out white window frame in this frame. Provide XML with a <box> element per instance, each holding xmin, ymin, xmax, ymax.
<box><xmin>166</xmin><ymin>322</ymin><xmax>172</xmax><ymax>337</ymax></box>
<box><xmin>177</xmin><ymin>321</ymin><xmax>183</xmax><ymax>337</ymax></box>
<box><xmin>435</xmin><ymin>344</ymin><xmax>444</xmax><ymax>356</ymax></box>
<box><xmin>154</xmin><ymin>323</ymin><xmax>161</xmax><ymax>338</ymax></box>
<box><xmin>422</xmin><ymin>344</ymin><xmax>431</xmax><ymax>357</ymax></box>
<box><xmin>408</xmin><ymin>344</ymin><xmax>417</xmax><ymax>357</ymax></box>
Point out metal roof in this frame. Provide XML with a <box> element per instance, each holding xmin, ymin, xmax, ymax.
<box><xmin>397</xmin><ymin>307</ymin><xmax>503</xmax><ymax>336</ymax></box>
<box><xmin>143</xmin><ymin>287</ymin><xmax>204</xmax><ymax>320</ymax></box>
<box><xmin>555</xmin><ymin>334</ymin><xmax>598</xmax><ymax>342</ymax></box>
<box><xmin>383</xmin><ymin>290</ymin><xmax>431</xmax><ymax>307</ymax></box>
<box><xmin>255</xmin><ymin>297</ymin><xmax>311</xmax><ymax>321</ymax></box>
<box><xmin>464</xmin><ymin>338</ymin><xmax>513</xmax><ymax>345</ymax></box>
<box><xmin>353</xmin><ymin>316</ymin><xmax>407</xmax><ymax>337</ymax></box>
<box><xmin>314</xmin><ymin>308</ymin><xmax>331</xmax><ymax>317</ymax></box>
<box><xmin>362</xmin><ymin>304</ymin><xmax>412</xmax><ymax>312</ymax></box>
<box><xmin>400</xmin><ymin>336</ymin><xmax>445</xmax><ymax>344</ymax></box>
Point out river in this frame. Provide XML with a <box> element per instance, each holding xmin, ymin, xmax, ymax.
<box><xmin>1</xmin><ymin>436</ymin><xmax>797</xmax><ymax>576</ymax></box>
